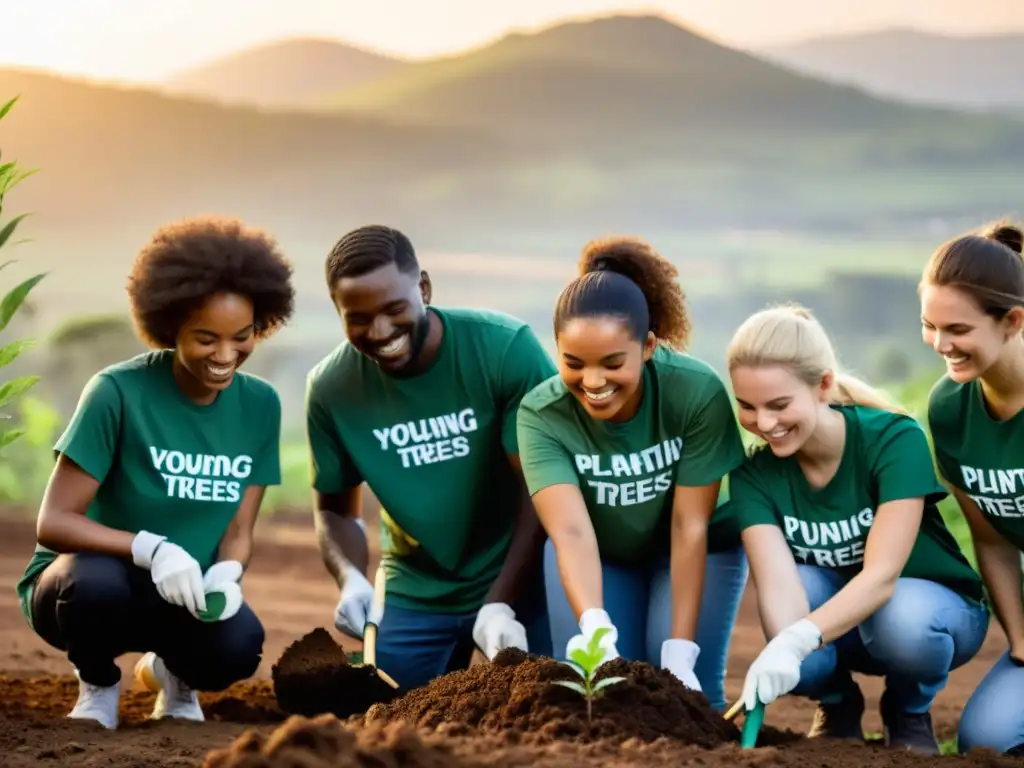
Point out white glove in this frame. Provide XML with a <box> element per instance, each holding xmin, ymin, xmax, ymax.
<box><xmin>741</xmin><ymin>618</ymin><xmax>822</xmax><ymax>711</ymax></box>
<box><xmin>661</xmin><ymin>638</ymin><xmax>702</xmax><ymax>691</ymax></box>
<box><xmin>334</xmin><ymin>563</ymin><xmax>373</xmax><ymax>639</ymax></box>
<box><xmin>132</xmin><ymin>530</ymin><xmax>207</xmax><ymax>616</ymax></box>
<box><xmin>472</xmin><ymin>602</ymin><xmax>528</xmax><ymax>659</ymax></box>
<box><xmin>566</xmin><ymin>608</ymin><xmax>620</xmax><ymax>664</ymax></box>
<box><xmin>198</xmin><ymin>560</ymin><xmax>244</xmax><ymax>622</ymax></box>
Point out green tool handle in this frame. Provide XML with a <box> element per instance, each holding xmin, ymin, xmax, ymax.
<box><xmin>740</xmin><ymin>700</ymin><xmax>765</xmax><ymax>749</ymax></box>
<box><xmin>363</xmin><ymin>566</ymin><xmax>387</xmax><ymax>668</ymax></box>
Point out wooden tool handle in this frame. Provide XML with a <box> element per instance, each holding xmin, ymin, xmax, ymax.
<box><xmin>363</xmin><ymin>566</ymin><xmax>387</xmax><ymax>669</ymax></box>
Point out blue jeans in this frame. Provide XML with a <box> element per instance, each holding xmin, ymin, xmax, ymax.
<box><xmin>958</xmin><ymin>651</ymin><xmax>1024</xmax><ymax>754</ymax></box>
<box><xmin>792</xmin><ymin>566</ymin><xmax>989</xmax><ymax>713</ymax></box>
<box><xmin>543</xmin><ymin>538</ymin><xmax>749</xmax><ymax>712</ymax></box>
<box><xmin>374</xmin><ymin>575</ymin><xmax>551</xmax><ymax>693</ymax></box>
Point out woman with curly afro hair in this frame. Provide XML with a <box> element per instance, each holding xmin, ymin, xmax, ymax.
<box><xmin>16</xmin><ymin>216</ymin><xmax>295</xmax><ymax>731</ymax></box>
<box><xmin>516</xmin><ymin>235</ymin><xmax>749</xmax><ymax>712</ymax></box>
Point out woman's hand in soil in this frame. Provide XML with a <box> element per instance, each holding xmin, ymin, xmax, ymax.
<box><xmin>472</xmin><ymin>602</ymin><xmax>529</xmax><ymax>659</ymax></box>
<box><xmin>661</xmin><ymin>639</ymin><xmax>701</xmax><ymax>691</ymax></box>
<box><xmin>131</xmin><ymin>530</ymin><xmax>208</xmax><ymax>616</ymax></box>
<box><xmin>740</xmin><ymin>618</ymin><xmax>821</xmax><ymax>710</ymax></box>
<box><xmin>567</xmin><ymin>608</ymin><xmax>620</xmax><ymax>664</ymax></box>
<box><xmin>334</xmin><ymin>563</ymin><xmax>373</xmax><ymax>638</ymax></box>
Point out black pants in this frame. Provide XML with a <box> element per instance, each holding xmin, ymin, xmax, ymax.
<box><xmin>31</xmin><ymin>552</ymin><xmax>265</xmax><ymax>690</ymax></box>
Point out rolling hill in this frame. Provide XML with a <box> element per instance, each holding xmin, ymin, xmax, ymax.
<box><xmin>161</xmin><ymin>37</ymin><xmax>403</xmax><ymax>109</ymax></box>
<box><xmin>1</xmin><ymin>11</ymin><xmax>1024</xmax><ymax>300</ymax></box>
<box><xmin>760</xmin><ymin>29</ymin><xmax>1024</xmax><ymax>109</ymax></box>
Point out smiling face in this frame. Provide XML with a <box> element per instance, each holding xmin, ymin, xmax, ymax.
<box><xmin>731</xmin><ymin>363</ymin><xmax>832</xmax><ymax>458</ymax></box>
<box><xmin>174</xmin><ymin>291</ymin><xmax>256</xmax><ymax>396</ymax></box>
<box><xmin>331</xmin><ymin>262</ymin><xmax>433</xmax><ymax>375</ymax></box>
<box><xmin>920</xmin><ymin>283</ymin><xmax>1023</xmax><ymax>383</ymax></box>
<box><xmin>556</xmin><ymin>316</ymin><xmax>655</xmax><ymax>422</ymax></box>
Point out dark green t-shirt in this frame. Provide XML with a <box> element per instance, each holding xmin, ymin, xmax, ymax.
<box><xmin>730</xmin><ymin>404</ymin><xmax>984</xmax><ymax>605</ymax></box>
<box><xmin>516</xmin><ymin>345</ymin><xmax>746</xmax><ymax>565</ymax></box>
<box><xmin>929</xmin><ymin>376</ymin><xmax>1024</xmax><ymax>552</ymax></box>
<box><xmin>305</xmin><ymin>307</ymin><xmax>557</xmax><ymax>613</ymax></box>
<box><xmin>16</xmin><ymin>350</ymin><xmax>282</xmax><ymax>626</ymax></box>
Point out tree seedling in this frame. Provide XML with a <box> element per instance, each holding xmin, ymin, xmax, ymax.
<box><xmin>551</xmin><ymin>627</ymin><xmax>627</xmax><ymax>723</ymax></box>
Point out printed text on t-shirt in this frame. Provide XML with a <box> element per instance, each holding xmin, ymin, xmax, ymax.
<box><xmin>960</xmin><ymin>464</ymin><xmax>1024</xmax><ymax>518</ymax></box>
<box><xmin>149</xmin><ymin>447</ymin><xmax>252</xmax><ymax>502</ymax></box>
<box><xmin>574</xmin><ymin>437</ymin><xmax>683</xmax><ymax>507</ymax></box>
<box><xmin>782</xmin><ymin>508</ymin><xmax>874</xmax><ymax>567</ymax></box>
<box><xmin>373</xmin><ymin>408</ymin><xmax>479</xmax><ymax>468</ymax></box>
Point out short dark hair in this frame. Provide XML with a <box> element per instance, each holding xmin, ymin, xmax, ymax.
<box><xmin>325</xmin><ymin>225</ymin><xmax>419</xmax><ymax>288</ymax></box>
<box><xmin>554</xmin><ymin>236</ymin><xmax>690</xmax><ymax>350</ymax></box>
<box><xmin>920</xmin><ymin>220</ymin><xmax>1024</xmax><ymax>320</ymax></box>
<box><xmin>126</xmin><ymin>216</ymin><xmax>295</xmax><ymax>349</ymax></box>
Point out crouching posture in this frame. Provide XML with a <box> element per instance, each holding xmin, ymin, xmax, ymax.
<box><xmin>15</xmin><ymin>217</ymin><xmax>294</xmax><ymax>728</ymax></box>
<box><xmin>921</xmin><ymin>222</ymin><xmax>1024</xmax><ymax>756</ymax></box>
<box><xmin>517</xmin><ymin>236</ymin><xmax>749</xmax><ymax>712</ymax></box>
<box><xmin>726</xmin><ymin>305</ymin><xmax>988</xmax><ymax>755</ymax></box>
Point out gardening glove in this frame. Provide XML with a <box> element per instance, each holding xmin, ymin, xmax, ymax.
<box><xmin>132</xmin><ymin>530</ymin><xmax>207</xmax><ymax>616</ymax></box>
<box><xmin>195</xmin><ymin>560</ymin><xmax>244</xmax><ymax>623</ymax></box>
<box><xmin>473</xmin><ymin>602</ymin><xmax>528</xmax><ymax>659</ymax></box>
<box><xmin>566</xmin><ymin>608</ymin><xmax>620</xmax><ymax>664</ymax></box>
<box><xmin>334</xmin><ymin>562</ymin><xmax>373</xmax><ymax>639</ymax></box>
<box><xmin>741</xmin><ymin>618</ymin><xmax>822</xmax><ymax>711</ymax></box>
<box><xmin>661</xmin><ymin>638</ymin><xmax>702</xmax><ymax>692</ymax></box>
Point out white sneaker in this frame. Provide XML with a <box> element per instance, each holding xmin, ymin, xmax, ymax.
<box><xmin>133</xmin><ymin>652</ymin><xmax>204</xmax><ymax>722</ymax></box>
<box><xmin>67</xmin><ymin>669</ymin><xmax>120</xmax><ymax>729</ymax></box>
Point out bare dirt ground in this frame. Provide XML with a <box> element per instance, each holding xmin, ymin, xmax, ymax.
<box><xmin>0</xmin><ymin>510</ymin><xmax>1014</xmax><ymax>767</ymax></box>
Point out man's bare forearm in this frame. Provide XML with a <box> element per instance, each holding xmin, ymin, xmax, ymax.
<box><xmin>313</xmin><ymin>489</ymin><xmax>369</xmax><ymax>587</ymax></box>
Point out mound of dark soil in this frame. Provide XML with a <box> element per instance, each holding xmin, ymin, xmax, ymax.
<box><xmin>365</xmin><ymin>647</ymin><xmax>740</xmax><ymax>747</ymax></box>
<box><xmin>271</xmin><ymin>628</ymin><xmax>399</xmax><ymax>720</ymax></box>
<box><xmin>202</xmin><ymin>715</ymin><xmax>469</xmax><ymax>768</ymax></box>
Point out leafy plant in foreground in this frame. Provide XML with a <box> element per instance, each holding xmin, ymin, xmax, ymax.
<box><xmin>0</xmin><ymin>95</ymin><xmax>46</xmax><ymax>453</ymax></box>
<box><xmin>551</xmin><ymin>627</ymin><xmax>627</xmax><ymax>723</ymax></box>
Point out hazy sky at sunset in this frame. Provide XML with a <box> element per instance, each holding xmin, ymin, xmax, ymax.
<box><xmin>5</xmin><ymin>0</ymin><xmax>1024</xmax><ymax>83</ymax></box>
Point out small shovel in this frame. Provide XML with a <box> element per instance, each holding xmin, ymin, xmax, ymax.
<box><xmin>357</xmin><ymin>565</ymin><xmax>399</xmax><ymax>689</ymax></box>
<box><xmin>724</xmin><ymin>698</ymin><xmax>765</xmax><ymax>749</ymax></box>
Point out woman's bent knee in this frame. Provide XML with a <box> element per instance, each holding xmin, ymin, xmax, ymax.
<box><xmin>958</xmin><ymin>653</ymin><xmax>1024</xmax><ymax>755</ymax></box>
<box><xmin>207</xmin><ymin>605</ymin><xmax>265</xmax><ymax>685</ymax></box>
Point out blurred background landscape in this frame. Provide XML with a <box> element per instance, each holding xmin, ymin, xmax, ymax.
<box><xmin>2</xmin><ymin>0</ymin><xmax>1023</xmax><ymax>561</ymax></box>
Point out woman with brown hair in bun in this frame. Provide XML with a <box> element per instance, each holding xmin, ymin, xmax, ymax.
<box><xmin>922</xmin><ymin>221</ymin><xmax>1024</xmax><ymax>755</ymax></box>
<box><xmin>516</xmin><ymin>235</ymin><xmax>748</xmax><ymax>713</ymax></box>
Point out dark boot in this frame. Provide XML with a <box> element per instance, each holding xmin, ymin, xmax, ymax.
<box><xmin>880</xmin><ymin>689</ymin><xmax>940</xmax><ymax>755</ymax></box>
<box><xmin>807</xmin><ymin>681</ymin><xmax>865</xmax><ymax>740</ymax></box>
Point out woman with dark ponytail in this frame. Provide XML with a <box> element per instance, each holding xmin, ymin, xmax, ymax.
<box><xmin>516</xmin><ymin>236</ymin><xmax>748</xmax><ymax>711</ymax></box>
<box><xmin>921</xmin><ymin>221</ymin><xmax>1024</xmax><ymax>756</ymax></box>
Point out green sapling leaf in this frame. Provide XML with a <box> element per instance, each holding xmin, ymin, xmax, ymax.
<box><xmin>592</xmin><ymin>676</ymin><xmax>627</xmax><ymax>692</ymax></box>
<box><xmin>551</xmin><ymin>680</ymin><xmax>588</xmax><ymax>695</ymax></box>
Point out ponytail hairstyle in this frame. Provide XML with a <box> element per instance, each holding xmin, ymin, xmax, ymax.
<box><xmin>919</xmin><ymin>219</ymin><xmax>1024</xmax><ymax>319</ymax></box>
<box><xmin>726</xmin><ymin>303</ymin><xmax>907</xmax><ymax>415</ymax></box>
<box><xmin>553</xmin><ymin>235</ymin><xmax>690</xmax><ymax>351</ymax></box>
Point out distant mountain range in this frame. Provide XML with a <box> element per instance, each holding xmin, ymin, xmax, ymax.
<box><xmin>761</xmin><ymin>28</ymin><xmax>1024</xmax><ymax>110</ymax></box>
<box><xmin>161</xmin><ymin>37</ymin><xmax>403</xmax><ymax>109</ymax></box>
<box><xmin>2</xmin><ymin>12</ymin><xmax>1022</xmax><ymax>290</ymax></box>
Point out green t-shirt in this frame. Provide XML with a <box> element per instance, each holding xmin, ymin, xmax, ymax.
<box><xmin>516</xmin><ymin>345</ymin><xmax>746</xmax><ymax>565</ymax></box>
<box><xmin>16</xmin><ymin>350</ymin><xmax>282</xmax><ymax>626</ymax></box>
<box><xmin>730</xmin><ymin>404</ymin><xmax>984</xmax><ymax>605</ymax></box>
<box><xmin>929</xmin><ymin>376</ymin><xmax>1024</xmax><ymax>552</ymax></box>
<box><xmin>305</xmin><ymin>307</ymin><xmax>557</xmax><ymax>613</ymax></box>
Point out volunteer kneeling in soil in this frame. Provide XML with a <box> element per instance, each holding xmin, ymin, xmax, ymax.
<box><xmin>516</xmin><ymin>236</ymin><xmax>748</xmax><ymax>713</ymax></box>
<box><xmin>307</xmin><ymin>225</ymin><xmax>555</xmax><ymax>691</ymax></box>
<box><xmin>921</xmin><ymin>222</ymin><xmax>1024</xmax><ymax>756</ymax></box>
<box><xmin>727</xmin><ymin>305</ymin><xmax>988</xmax><ymax>754</ymax></box>
<box><xmin>14</xmin><ymin>217</ymin><xmax>295</xmax><ymax>730</ymax></box>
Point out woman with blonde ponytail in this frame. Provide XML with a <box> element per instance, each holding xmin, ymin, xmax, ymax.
<box><xmin>725</xmin><ymin>304</ymin><xmax>986</xmax><ymax>755</ymax></box>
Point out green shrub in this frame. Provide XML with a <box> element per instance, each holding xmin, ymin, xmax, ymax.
<box><xmin>0</xmin><ymin>95</ymin><xmax>46</xmax><ymax>453</ymax></box>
